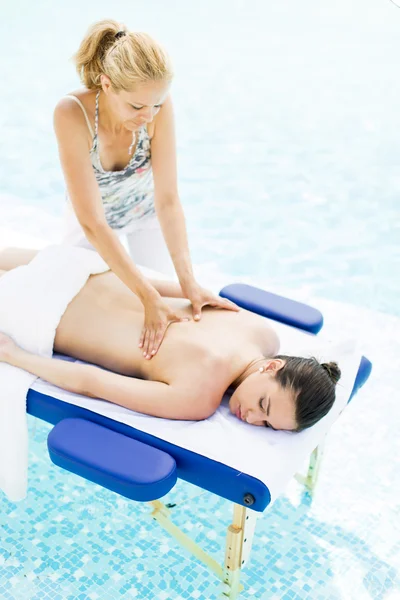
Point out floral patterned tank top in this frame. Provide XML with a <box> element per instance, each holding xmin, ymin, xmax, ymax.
<box><xmin>65</xmin><ymin>91</ymin><xmax>156</xmax><ymax>232</ymax></box>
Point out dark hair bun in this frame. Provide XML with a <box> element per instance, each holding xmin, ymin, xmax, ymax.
<box><xmin>321</xmin><ymin>361</ymin><xmax>341</xmax><ymax>385</ymax></box>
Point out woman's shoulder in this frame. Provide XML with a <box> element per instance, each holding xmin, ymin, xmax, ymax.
<box><xmin>54</xmin><ymin>89</ymin><xmax>97</xmax><ymax>141</ymax></box>
<box><xmin>54</xmin><ymin>89</ymin><xmax>96</xmax><ymax>121</ymax></box>
<box><xmin>236</xmin><ymin>309</ymin><xmax>280</xmax><ymax>357</ymax></box>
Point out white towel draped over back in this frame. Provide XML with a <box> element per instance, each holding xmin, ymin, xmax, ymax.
<box><xmin>0</xmin><ymin>245</ymin><xmax>109</xmax><ymax>502</ymax></box>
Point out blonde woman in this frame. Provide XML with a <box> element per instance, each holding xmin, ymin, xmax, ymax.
<box><xmin>55</xmin><ymin>19</ymin><xmax>238</xmax><ymax>360</ymax></box>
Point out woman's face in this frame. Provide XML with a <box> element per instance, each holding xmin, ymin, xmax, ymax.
<box><xmin>101</xmin><ymin>76</ymin><xmax>170</xmax><ymax>131</ymax></box>
<box><xmin>229</xmin><ymin>359</ymin><xmax>297</xmax><ymax>431</ymax></box>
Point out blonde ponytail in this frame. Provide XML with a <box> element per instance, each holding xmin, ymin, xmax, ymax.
<box><xmin>73</xmin><ymin>19</ymin><xmax>173</xmax><ymax>91</ymax></box>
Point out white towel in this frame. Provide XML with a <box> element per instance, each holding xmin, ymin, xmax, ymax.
<box><xmin>0</xmin><ymin>245</ymin><xmax>109</xmax><ymax>502</ymax></box>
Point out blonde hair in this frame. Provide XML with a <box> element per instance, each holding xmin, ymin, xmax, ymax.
<box><xmin>73</xmin><ymin>19</ymin><xmax>173</xmax><ymax>91</ymax></box>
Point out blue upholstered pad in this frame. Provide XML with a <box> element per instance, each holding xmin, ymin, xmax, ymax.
<box><xmin>349</xmin><ymin>356</ymin><xmax>372</xmax><ymax>402</ymax></box>
<box><xmin>47</xmin><ymin>418</ymin><xmax>177</xmax><ymax>501</ymax></box>
<box><xmin>220</xmin><ymin>283</ymin><xmax>324</xmax><ymax>334</ymax></box>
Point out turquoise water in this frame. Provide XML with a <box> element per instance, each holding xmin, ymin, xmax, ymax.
<box><xmin>1</xmin><ymin>0</ymin><xmax>399</xmax><ymax>315</ymax></box>
<box><xmin>1</xmin><ymin>1</ymin><xmax>400</xmax><ymax>599</ymax></box>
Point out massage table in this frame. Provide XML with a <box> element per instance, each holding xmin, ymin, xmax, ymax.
<box><xmin>26</xmin><ymin>283</ymin><xmax>372</xmax><ymax>599</ymax></box>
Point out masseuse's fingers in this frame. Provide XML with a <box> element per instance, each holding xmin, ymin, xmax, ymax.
<box><xmin>142</xmin><ymin>320</ymin><xmax>166</xmax><ymax>359</ymax></box>
<box><xmin>187</xmin><ymin>285</ymin><xmax>240</xmax><ymax>321</ymax></box>
<box><xmin>146</xmin><ymin>326</ymin><xmax>157</xmax><ymax>358</ymax></box>
<box><xmin>146</xmin><ymin>327</ymin><xmax>157</xmax><ymax>359</ymax></box>
<box><xmin>148</xmin><ymin>313</ymin><xmax>190</xmax><ymax>358</ymax></box>
<box><xmin>150</xmin><ymin>324</ymin><xmax>167</xmax><ymax>357</ymax></box>
<box><xmin>168</xmin><ymin>310</ymin><xmax>191</xmax><ymax>327</ymax></box>
<box><xmin>138</xmin><ymin>328</ymin><xmax>145</xmax><ymax>349</ymax></box>
<box><xmin>210</xmin><ymin>297</ymin><xmax>240</xmax><ymax>312</ymax></box>
<box><xmin>147</xmin><ymin>326</ymin><xmax>160</xmax><ymax>358</ymax></box>
<box><xmin>140</xmin><ymin>300</ymin><xmax>191</xmax><ymax>359</ymax></box>
<box><xmin>141</xmin><ymin>327</ymin><xmax>150</xmax><ymax>358</ymax></box>
<box><xmin>190</xmin><ymin>303</ymin><xmax>202</xmax><ymax>321</ymax></box>
<box><xmin>149</xmin><ymin>314</ymin><xmax>189</xmax><ymax>357</ymax></box>
<box><xmin>141</xmin><ymin>300</ymin><xmax>169</xmax><ymax>359</ymax></box>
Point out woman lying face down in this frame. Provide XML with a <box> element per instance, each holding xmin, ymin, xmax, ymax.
<box><xmin>0</xmin><ymin>248</ymin><xmax>341</xmax><ymax>431</ymax></box>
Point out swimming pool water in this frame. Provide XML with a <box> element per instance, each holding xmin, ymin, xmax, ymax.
<box><xmin>1</xmin><ymin>0</ymin><xmax>400</xmax><ymax>598</ymax></box>
<box><xmin>1</xmin><ymin>0</ymin><xmax>399</xmax><ymax>317</ymax></box>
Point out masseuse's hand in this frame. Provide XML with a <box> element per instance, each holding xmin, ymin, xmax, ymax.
<box><xmin>183</xmin><ymin>283</ymin><xmax>240</xmax><ymax>321</ymax></box>
<box><xmin>139</xmin><ymin>297</ymin><xmax>190</xmax><ymax>359</ymax></box>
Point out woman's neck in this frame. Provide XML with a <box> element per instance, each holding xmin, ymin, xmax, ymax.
<box><xmin>98</xmin><ymin>91</ymin><xmax>126</xmax><ymax>135</ymax></box>
<box><xmin>230</xmin><ymin>355</ymin><xmax>267</xmax><ymax>390</ymax></box>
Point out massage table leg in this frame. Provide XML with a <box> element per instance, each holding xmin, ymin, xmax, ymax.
<box><xmin>305</xmin><ymin>443</ymin><xmax>324</xmax><ymax>494</ymax></box>
<box><xmin>149</xmin><ymin>500</ymin><xmax>258</xmax><ymax>598</ymax></box>
<box><xmin>222</xmin><ymin>504</ymin><xmax>258</xmax><ymax>598</ymax></box>
<box><xmin>294</xmin><ymin>442</ymin><xmax>325</xmax><ymax>496</ymax></box>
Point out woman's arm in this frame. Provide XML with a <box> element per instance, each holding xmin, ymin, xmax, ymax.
<box><xmin>1</xmin><ymin>335</ymin><xmax>210</xmax><ymax>420</ymax></box>
<box><xmin>150</xmin><ymin>96</ymin><xmax>197</xmax><ymax>291</ymax></box>
<box><xmin>150</xmin><ymin>97</ymin><xmax>240</xmax><ymax>319</ymax></box>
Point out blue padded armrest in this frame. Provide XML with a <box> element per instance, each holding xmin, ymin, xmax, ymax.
<box><xmin>220</xmin><ymin>283</ymin><xmax>323</xmax><ymax>334</ymax></box>
<box><xmin>349</xmin><ymin>356</ymin><xmax>372</xmax><ymax>403</ymax></box>
<box><xmin>47</xmin><ymin>418</ymin><xmax>177</xmax><ymax>501</ymax></box>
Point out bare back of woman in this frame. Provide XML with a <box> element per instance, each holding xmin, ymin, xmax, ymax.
<box><xmin>0</xmin><ymin>247</ymin><xmax>283</xmax><ymax>424</ymax></box>
<box><xmin>54</xmin><ymin>267</ymin><xmax>274</xmax><ymax>383</ymax></box>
